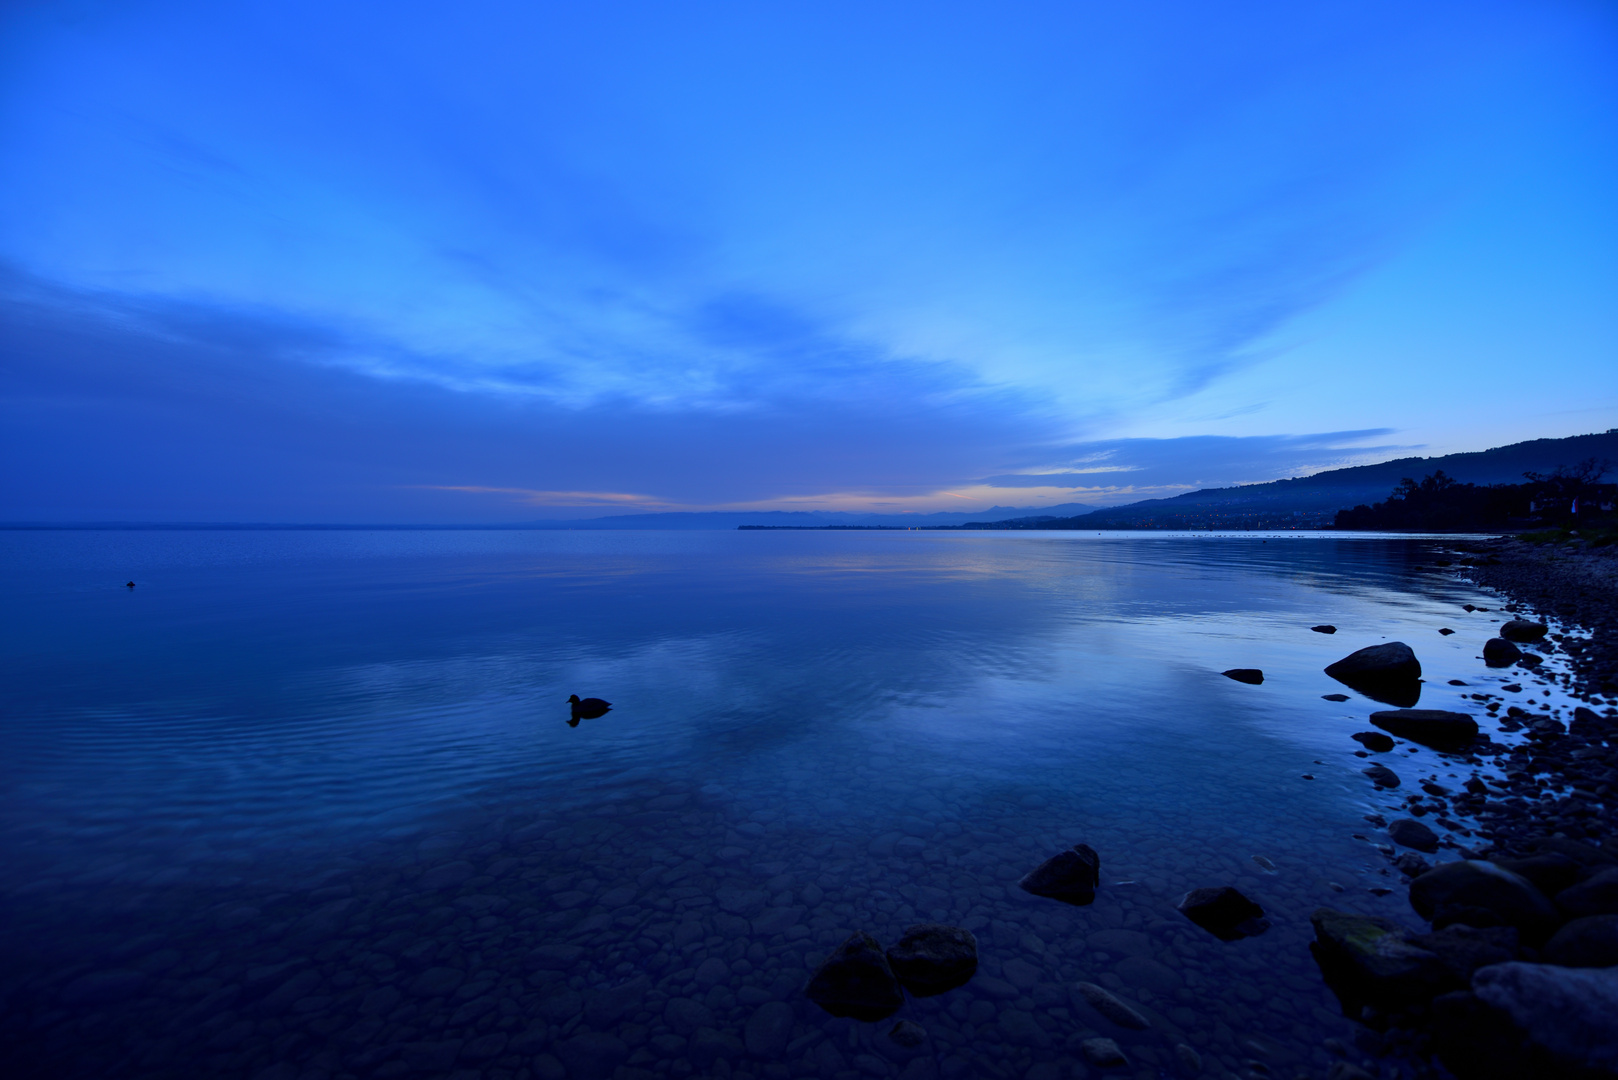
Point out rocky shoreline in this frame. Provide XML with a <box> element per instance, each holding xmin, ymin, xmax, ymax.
<box><xmin>1307</xmin><ymin>535</ymin><xmax>1618</xmax><ymax>1079</ymax></box>
<box><xmin>1455</xmin><ymin>534</ymin><xmax>1618</xmax><ymax>700</ymax></box>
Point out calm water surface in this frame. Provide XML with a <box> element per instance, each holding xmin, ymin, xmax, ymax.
<box><xmin>0</xmin><ymin>530</ymin><xmax>1568</xmax><ymax>1080</ymax></box>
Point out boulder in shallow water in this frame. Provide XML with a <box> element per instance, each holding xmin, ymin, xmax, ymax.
<box><xmin>1222</xmin><ymin>668</ymin><xmax>1263</xmax><ymax>685</ymax></box>
<box><xmin>805</xmin><ymin>932</ymin><xmax>904</xmax><ymax>1021</ymax></box>
<box><xmin>1409</xmin><ymin>861</ymin><xmax>1559</xmax><ymax>941</ymax></box>
<box><xmin>1177</xmin><ymin>886</ymin><xmax>1270</xmax><ymax>941</ymax></box>
<box><xmin>1389</xmin><ymin>818</ymin><xmax>1439</xmax><ymax>853</ymax></box>
<box><xmin>1312</xmin><ymin>624</ymin><xmax>1338</xmax><ymax>634</ymax></box>
<box><xmin>1483</xmin><ymin>637</ymin><xmax>1522</xmax><ymax>668</ymax></box>
<box><xmin>1326</xmin><ymin>641</ymin><xmax>1421</xmax><ymax>683</ymax></box>
<box><xmin>885</xmin><ymin>924</ymin><xmax>977</xmax><ymax>997</ymax></box>
<box><xmin>1473</xmin><ymin>962</ymin><xmax>1618</xmax><ymax>1072</ymax></box>
<box><xmin>1309</xmin><ymin>908</ymin><xmax>1452</xmax><ymax>1015</ymax></box>
<box><xmin>1351</xmin><ymin>731</ymin><xmax>1395</xmax><ymax>752</ymax></box>
<box><xmin>1019</xmin><ymin>843</ymin><xmax>1101</xmax><ymax>906</ymax></box>
<box><xmin>1499</xmin><ymin>619</ymin><xmax>1547</xmax><ymax>643</ymax></box>
<box><xmin>1369</xmin><ymin>709</ymin><xmax>1477</xmax><ymax>750</ymax></box>
<box><xmin>1325</xmin><ymin>642</ymin><xmax>1423</xmax><ymax>707</ymax></box>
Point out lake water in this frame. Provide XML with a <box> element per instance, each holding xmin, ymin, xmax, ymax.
<box><xmin>0</xmin><ymin>529</ymin><xmax>1575</xmax><ymax>1080</ymax></box>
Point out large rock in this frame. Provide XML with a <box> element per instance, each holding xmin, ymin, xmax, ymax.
<box><xmin>1473</xmin><ymin>962</ymin><xmax>1618</xmax><ymax>1072</ymax></box>
<box><xmin>1494</xmin><ymin>853</ymin><xmax>1582</xmax><ymax>898</ymax></box>
<box><xmin>1369</xmin><ymin>709</ymin><xmax>1478</xmax><ymax>750</ymax></box>
<box><xmin>1499</xmin><ymin>620</ymin><xmax>1548</xmax><ymax>643</ymax></box>
<box><xmin>1409</xmin><ymin>861</ymin><xmax>1559</xmax><ymax>941</ymax></box>
<box><xmin>1483</xmin><ymin>637</ymin><xmax>1523</xmax><ymax>667</ymax></box>
<box><xmin>1176</xmin><ymin>886</ymin><xmax>1269</xmax><ymax>941</ymax></box>
<box><xmin>1407</xmin><ymin>924</ymin><xmax>1518</xmax><ymax>984</ymax></box>
<box><xmin>884</xmin><ymin>924</ymin><xmax>977</xmax><ymax>997</ymax></box>
<box><xmin>1019</xmin><ymin>843</ymin><xmax>1100</xmax><ymax>906</ymax></box>
<box><xmin>1544</xmin><ymin>914</ymin><xmax>1618</xmax><ymax>968</ymax></box>
<box><xmin>1555</xmin><ymin>866</ymin><xmax>1618</xmax><ymax>918</ymax></box>
<box><xmin>1325</xmin><ymin>642</ymin><xmax>1422</xmax><ymax>706</ymax></box>
<box><xmin>1309</xmin><ymin>909</ymin><xmax>1452</xmax><ymax>1014</ymax></box>
<box><xmin>1388</xmin><ymin>818</ymin><xmax>1439</xmax><ymax>853</ymax></box>
<box><xmin>805</xmin><ymin>932</ymin><xmax>904</xmax><ymax>1021</ymax></box>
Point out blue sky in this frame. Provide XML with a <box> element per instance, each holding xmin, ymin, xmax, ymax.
<box><xmin>2</xmin><ymin>0</ymin><xmax>1615</xmax><ymax>521</ymax></box>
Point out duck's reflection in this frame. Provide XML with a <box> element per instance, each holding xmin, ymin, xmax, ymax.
<box><xmin>567</xmin><ymin>694</ymin><xmax>612</xmax><ymax>727</ymax></box>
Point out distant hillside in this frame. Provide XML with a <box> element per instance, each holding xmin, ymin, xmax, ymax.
<box><xmin>525</xmin><ymin>502</ymin><xmax>1098</xmax><ymax>530</ymax></box>
<box><xmin>966</xmin><ymin>430</ymin><xmax>1618</xmax><ymax>530</ymax></box>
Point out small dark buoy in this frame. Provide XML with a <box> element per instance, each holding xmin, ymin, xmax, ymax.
<box><xmin>567</xmin><ymin>694</ymin><xmax>612</xmax><ymax>721</ymax></box>
<box><xmin>125</xmin><ymin>581</ymin><xmax>136</xmax><ymax>589</ymax></box>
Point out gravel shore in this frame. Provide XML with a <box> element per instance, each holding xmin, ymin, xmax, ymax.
<box><xmin>1457</xmin><ymin>534</ymin><xmax>1618</xmax><ymax>700</ymax></box>
<box><xmin>1434</xmin><ymin>535</ymin><xmax>1618</xmax><ymax>861</ymax></box>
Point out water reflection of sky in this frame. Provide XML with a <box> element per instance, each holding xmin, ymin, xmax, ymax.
<box><xmin>0</xmin><ymin>529</ymin><xmax>1549</xmax><ymax>892</ymax></box>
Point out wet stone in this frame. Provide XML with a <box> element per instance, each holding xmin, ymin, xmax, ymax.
<box><xmin>1075</xmin><ymin>982</ymin><xmax>1149</xmax><ymax>1029</ymax></box>
<box><xmin>1081</xmin><ymin>1037</ymin><xmax>1128</xmax><ymax>1067</ymax></box>
<box><xmin>1484</xmin><ymin>638</ymin><xmax>1523</xmax><ymax>667</ymax></box>
<box><xmin>1545</xmin><ymin>915</ymin><xmax>1618</xmax><ymax>967</ymax></box>
<box><xmin>1369</xmin><ymin>709</ymin><xmax>1478</xmax><ymax>750</ymax></box>
<box><xmin>1555</xmin><ymin>867</ymin><xmax>1618</xmax><ymax>918</ymax></box>
<box><xmin>1350</xmin><ymin>731</ymin><xmax>1394</xmax><ymax>753</ymax></box>
<box><xmin>1364</xmin><ymin>764</ymin><xmax>1401</xmax><ymax>789</ymax></box>
<box><xmin>1018</xmin><ymin>843</ymin><xmax>1101</xmax><ymax>906</ymax></box>
<box><xmin>1409</xmin><ymin>861</ymin><xmax>1559</xmax><ymax>939</ymax></box>
<box><xmin>1388</xmin><ymin>818</ymin><xmax>1439</xmax><ymax>853</ymax></box>
<box><xmin>805</xmin><ymin>932</ymin><xmax>904</xmax><ymax>1021</ymax></box>
<box><xmin>1176</xmin><ymin>886</ymin><xmax>1270</xmax><ymax>941</ymax></box>
<box><xmin>888</xmin><ymin>1019</ymin><xmax>927</xmax><ymax>1049</ymax></box>
<box><xmin>885</xmin><ymin>923</ymin><xmax>978</xmax><ymax>997</ymax></box>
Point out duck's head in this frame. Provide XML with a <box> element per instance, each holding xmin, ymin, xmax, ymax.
<box><xmin>567</xmin><ymin>694</ymin><xmax>581</xmax><ymax>704</ymax></box>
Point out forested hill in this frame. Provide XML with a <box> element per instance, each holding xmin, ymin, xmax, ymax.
<box><xmin>967</xmin><ymin>430</ymin><xmax>1618</xmax><ymax>530</ymax></box>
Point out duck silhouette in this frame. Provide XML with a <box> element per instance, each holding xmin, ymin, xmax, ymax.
<box><xmin>568</xmin><ymin>694</ymin><xmax>612</xmax><ymax>723</ymax></box>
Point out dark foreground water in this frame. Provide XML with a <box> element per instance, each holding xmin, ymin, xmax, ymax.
<box><xmin>0</xmin><ymin>529</ymin><xmax>1580</xmax><ymax>1080</ymax></box>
